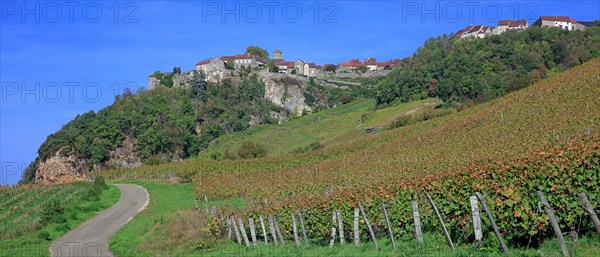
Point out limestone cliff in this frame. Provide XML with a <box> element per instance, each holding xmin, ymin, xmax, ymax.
<box><xmin>35</xmin><ymin>150</ymin><xmax>88</xmax><ymax>184</ymax></box>
<box><xmin>260</xmin><ymin>73</ymin><xmax>312</xmax><ymax>116</ymax></box>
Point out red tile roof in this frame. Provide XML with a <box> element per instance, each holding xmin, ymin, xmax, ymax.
<box><xmin>276</xmin><ymin>61</ymin><xmax>295</xmax><ymax>68</ymax></box>
<box><xmin>497</xmin><ymin>20</ymin><xmax>511</xmax><ymax>26</ymax></box>
<box><xmin>221</xmin><ymin>55</ymin><xmax>235</xmax><ymax>61</ymax></box>
<box><xmin>365</xmin><ymin>58</ymin><xmax>377</xmax><ymax>65</ymax></box>
<box><xmin>196</xmin><ymin>59</ymin><xmax>210</xmax><ymax>66</ymax></box>
<box><xmin>509</xmin><ymin>19</ymin><xmax>528</xmax><ymax>27</ymax></box>
<box><xmin>452</xmin><ymin>25</ymin><xmax>474</xmax><ymax>38</ymax></box>
<box><xmin>540</xmin><ymin>16</ymin><xmax>576</xmax><ymax>24</ymax></box>
<box><xmin>340</xmin><ymin>59</ymin><xmax>364</xmax><ymax>67</ymax></box>
<box><xmin>468</xmin><ymin>25</ymin><xmax>483</xmax><ymax>33</ymax></box>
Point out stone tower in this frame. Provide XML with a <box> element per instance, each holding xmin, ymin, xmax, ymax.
<box><xmin>273</xmin><ymin>49</ymin><xmax>282</xmax><ymax>61</ymax></box>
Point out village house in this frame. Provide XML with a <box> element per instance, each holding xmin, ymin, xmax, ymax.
<box><xmin>195</xmin><ymin>57</ymin><xmax>227</xmax><ymax>83</ymax></box>
<box><xmin>365</xmin><ymin>58</ymin><xmax>378</xmax><ymax>71</ymax></box>
<box><xmin>338</xmin><ymin>59</ymin><xmax>363</xmax><ymax>72</ymax></box>
<box><xmin>303</xmin><ymin>63</ymin><xmax>319</xmax><ymax>77</ymax></box>
<box><xmin>493</xmin><ymin>19</ymin><xmax>528</xmax><ymax>35</ymax></box>
<box><xmin>459</xmin><ymin>25</ymin><xmax>493</xmax><ymax>38</ymax></box>
<box><xmin>220</xmin><ymin>53</ymin><xmax>267</xmax><ymax>69</ymax></box>
<box><xmin>533</xmin><ymin>16</ymin><xmax>582</xmax><ymax>31</ymax></box>
<box><xmin>276</xmin><ymin>61</ymin><xmax>295</xmax><ymax>74</ymax></box>
<box><xmin>294</xmin><ymin>59</ymin><xmax>305</xmax><ymax>74</ymax></box>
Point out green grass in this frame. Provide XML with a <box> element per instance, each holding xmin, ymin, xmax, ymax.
<box><xmin>202</xmin><ymin>98</ymin><xmax>439</xmax><ymax>157</ymax></box>
<box><xmin>109</xmin><ymin>181</ymin><xmax>246</xmax><ymax>257</ymax></box>
<box><xmin>0</xmin><ymin>182</ymin><xmax>120</xmax><ymax>257</ymax></box>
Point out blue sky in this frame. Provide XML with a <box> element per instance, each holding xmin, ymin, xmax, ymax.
<box><xmin>1</xmin><ymin>1</ymin><xmax>599</xmax><ymax>185</ymax></box>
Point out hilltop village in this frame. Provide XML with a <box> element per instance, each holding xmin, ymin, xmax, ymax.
<box><xmin>149</xmin><ymin>15</ymin><xmax>596</xmax><ymax>89</ymax></box>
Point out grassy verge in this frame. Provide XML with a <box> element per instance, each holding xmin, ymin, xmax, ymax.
<box><xmin>109</xmin><ymin>181</ymin><xmax>245</xmax><ymax>257</ymax></box>
<box><xmin>0</xmin><ymin>181</ymin><xmax>120</xmax><ymax>257</ymax></box>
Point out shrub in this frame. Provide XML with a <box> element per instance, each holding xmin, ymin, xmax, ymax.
<box><xmin>38</xmin><ymin>230</ymin><xmax>51</xmax><ymax>241</ymax></box>
<box><xmin>143</xmin><ymin>156</ymin><xmax>166</xmax><ymax>166</ymax></box>
<box><xmin>41</xmin><ymin>200</ymin><xmax>65</xmax><ymax>225</ymax></box>
<box><xmin>237</xmin><ymin>141</ymin><xmax>267</xmax><ymax>159</ymax></box>
<box><xmin>389</xmin><ymin>115</ymin><xmax>415</xmax><ymax>129</ymax></box>
<box><xmin>291</xmin><ymin>141</ymin><xmax>324</xmax><ymax>154</ymax></box>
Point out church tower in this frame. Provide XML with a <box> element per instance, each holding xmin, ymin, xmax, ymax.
<box><xmin>273</xmin><ymin>49</ymin><xmax>283</xmax><ymax>61</ymax></box>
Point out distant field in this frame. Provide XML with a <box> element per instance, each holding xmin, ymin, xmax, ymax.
<box><xmin>202</xmin><ymin>98</ymin><xmax>439</xmax><ymax>157</ymax></box>
<box><xmin>0</xmin><ymin>181</ymin><xmax>119</xmax><ymax>257</ymax></box>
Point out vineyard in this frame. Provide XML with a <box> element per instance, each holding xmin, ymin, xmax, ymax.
<box><xmin>0</xmin><ymin>181</ymin><xmax>119</xmax><ymax>257</ymax></box>
<box><xmin>102</xmin><ymin>57</ymin><xmax>600</xmax><ymax>254</ymax></box>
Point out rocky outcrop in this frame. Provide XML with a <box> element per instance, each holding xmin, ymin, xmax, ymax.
<box><xmin>35</xmin><ymin>151</ymin><xmax>88</xmax><ymax>184</ymax></box>
<box><xmin>261</xmin><ymin>73</ymin><xmax>312</xmax><ymax>116</ymax></box>
<box><xmin>108</xmin><ymin>137</ymin><xmax>142</xmax><ymax>169</ymax></box>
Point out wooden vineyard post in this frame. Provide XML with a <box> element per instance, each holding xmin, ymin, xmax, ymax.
<box><xmin>268</xmin><ymin>215</ymin><xmax>278</xmax><ymax>246</ymax></box>
<box><xmin>475</xmin><ymin>192</ymin><xmax>509</xmax><ymax>253</ymax></box>
<box><xmin>337</xmin><ymin>209</ymin><xmax>346</xmax><ymax>245</ymax></box>
<box><xmin>329</xmin><ymin>210</ymin><xmax>337</xmax><ymax>247</ymax></box>
<box><xmin>291</xmin><ymin>213</ymin><xmax>301</xmax><ymax>247</ymax></box>
<box><xmin>259</xmin><ymin>215</ymin><xmax>269</xmax><ymax>244</ymax></box>
<box><xmin>232</xmin><ymin>216</ymin><xmax>242</xmax><ymax>244</ymax></box>
<box><xmin>194</xmin><ymin>198</ymin><xmax>199</xmax><ymax>213</ymax></box>
<box><xmin>411</xmin><ymin>200</ymin><xmax>423</xmax><ymax>244</ymax></box>
<box><xmin>425</xmin><ymin>192</ymin><xmax>455</xmax><ymax>251</ymax></box>
<box><xmin>298</xmin><ymin>212</ymin><xmax>309</xmax><ymax>246</ymax></box>
<box><xmin>237</xmin><ymin>217</ymin><xmax>251</xmax><ymax>246</ymax></box>
<box><xmin>381</xmin><ymin>202</ymin><xmax>396</xmax><ymax>250</ymax></box>
<box><xmin>577</xmin><ymin>193</ymin><xmax>600</xmax><ymax>236</ymax></box>
<box><xmin>273</xmin><ymin>215</ymin><xmax>286</xmax><ymax>245</ymax></box>
<box><xmin>358</xmin><ymin>202</ymin><xmax>380</xmax><ymax>251</ymax></box>
<box><xmin>204</xmin><ymin>193</ymin><xmax>209</xmax><ymax>214</ymax></box>
<box><xmin>470</xmin><ymin>196</ymin><xmax>483</xmax><ymax>246</ymax></box>
<box><xmin>354</xmin><ymin>207</ymin><xmax>360</xmax><ymax>246</ymax></box>
<box><xmin>227</xmin><ymin>215</ymin><xmax>232</xmax><ymax>240</ymax></box>
<box><xmin>249</xmin><ymin>218</ymin><xmax>258</xmax><ymax>246</ymax></box>
<box><xmin>537</xmin><ymin>191</ymin><xmax>570</xmax><ymax>257</ymax></box>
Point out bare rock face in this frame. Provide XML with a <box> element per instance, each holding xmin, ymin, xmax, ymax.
<box><xmin>36</xmin><ymin>151</ymin><xmax>88</xmax><ymax>184</ymax></box>
<box><xmin>261</xmin><ymin>73</ymin><xmax>312</xmax><ymax>116</ymax></box>
<box><xmin>108</xmin><ymin>137</ymin><xmax>142</xmax><ymax>169</ymax></box>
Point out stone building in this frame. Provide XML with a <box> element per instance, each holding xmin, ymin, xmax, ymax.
<box><xmin>493</xmin><ymin>19</ymin><xmax>528</xmax><ymax>35</ymax></box>
<box><xmin>294</xmin><ymin>59</ymin><xmax>305</xmax><ymax>74</ymax></box>
<box><xmin>533</xmin><ymin>16</ymin><xmax>581</xmax><ymax>31</ymax></box>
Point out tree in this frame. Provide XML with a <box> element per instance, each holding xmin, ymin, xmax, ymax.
<box><xmin>225</xmin><ymin>61</ymin><xmax>235</xmax><ymax>70</ymax></box>
<box><xmin>21</xmin><ymin>159</ymin><xmax>38</xmax><ymax>183</ymax></box>
<box><xmin>323</xmin><ymin>64</ymin><xmax>337</xmax><ymax>72</ymax></box>
<box><xmin>190</xmin><ymin>71</ymin><xmax>207</xmax><ymax>101</ymax></box>
<box><xmin>246</xmin><ymin>46</ymin><xmax>269</xmax><ymax>60</ymax></box>
<box><xmin>268</xmin><ymin>61</ymin><xmax>279</xmax><ymax>73</ymax></box>
<box><xmin>173</xmin><ymin>67</ymin><xmax>181</xmax><ymax>74</ymax></box>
